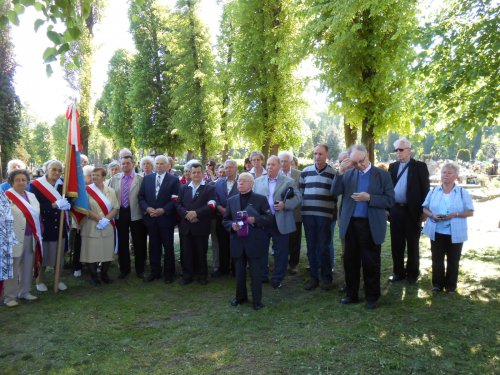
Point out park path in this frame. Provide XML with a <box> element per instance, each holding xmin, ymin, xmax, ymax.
<box><xmin>464</xmin><ymin>197</ymin><xmax>500</xmax><ymax>252</ymax></box>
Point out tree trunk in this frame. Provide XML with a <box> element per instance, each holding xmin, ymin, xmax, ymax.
<box><xmin>361</xmin><ymin>117</ymin><xmax>375</xmax><ymax>163</ymax></box>
<box><xmin>271</xmin><ymin>144</ymin><xmax>279</xmax><ymax>156</ymax></box>
<box><xmin>200</xmin><ymin>142</ymin><xmax>207</xmax><ymax>166</ymax></box>
<box><xmin>471</xmin><ymin>128</ymin><xmax>483</xmax><ymax>160</ymax></box>
<box><xmin>186</xmin><ymin>150</ymin><xmax>194</xmax><ymax>162</ymax></box>
<box><xmin>343</xmin><ymin>117</ymin><xmax>357</xmax><ymax>148</ymax></box>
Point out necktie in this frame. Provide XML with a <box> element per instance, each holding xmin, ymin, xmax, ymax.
<box><xmin>122</xmin><ymin>177</ymin><xmax>130</xmax><ymax>208</ymax></box>
<box><xmin>155</xmin><ymin>174</ymin><xmax>162</xmax><ymax>198</ymax></box>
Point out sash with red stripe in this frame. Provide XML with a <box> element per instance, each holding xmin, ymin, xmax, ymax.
<box><xmin>5</xmin><ymin>189</ymin><xmax>44</xmax><ymax>275</ymax></box>
<box><xmin>31</xmin><ymin>176</ymin><xmax>69</xmax><ymax>227</ymax></box>
<box><xmin>86</xmin><ymin>184</ymin><xmax>118</xmax><ymax>253</ymax></box>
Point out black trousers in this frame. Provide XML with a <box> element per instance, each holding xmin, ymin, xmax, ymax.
<box><xmin>70</xmin><ymin>228</ymin><xmax>82</xmax><ymax>272</ymax></box>
<box><xmin>147</xmin><ymin>221</ymin><xmax>175</xmax><ymax>279</ymax></box>
<box><xmin>116</xmin><ymin>207</ymin><xmax>147</xmax><ymax>276</ymax></box>
<box><xmin>180</xmin><ymin>234</ymin><xmax>209</xmax><ymax>281</ymax></box>
<box><xmin>234</xmin><ymin>252</ymin><xmax>264</xmax><ymax>305</ymax></box>
<box><xmin>215</xmin><ymin>215</ymin><xmax>231</xmax><ymax>275</ymax></box>
<box><xmin>344</xmin><ymin>218</ymin><xmax>381</xmax><ymax>302</ymax></box>
<box><xmin>431</xmin><ymin>233</ymin><xmax>463</xmax><ymax>291</ymax></box>
<box><xmin>390</xmin><ymin>205</ymin><xmax>421</xmax><ymax>279</ymax></box>
<box><xmin>288</xmin><ymin>221</ymin><xmax>302</xmax><ymax>268</ymax></box>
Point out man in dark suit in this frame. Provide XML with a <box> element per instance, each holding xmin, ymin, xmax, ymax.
<box><xmin>222</xmin><ymin>172</ymin><xmax>272</xmax><ymax>310</ymax></box>
<box><xmin>213</xmin><ymin>159</ymin><xmax>239</xmax><ymax>277</ymax></box>
<box><xmin>175</xmin><ymin>162</ymin><xmax>216</xmax><ymax>285</ymax></box>
<box><xmin>138</xmin><ymin>155</ymin><xmax>180</xmax><ymax>283</ymax></box>
<box><xmin>331</xmin><ymin>144</ymin><xmax>395</xmax><ymax>309</ymax></box>
<box><xmin>388</xmin><ymin>137</ymin><xmax>430</xmax><ymax>284</ymax></box>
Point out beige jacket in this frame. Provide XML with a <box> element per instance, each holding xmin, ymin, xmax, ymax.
<box><xmin>10</xmin><ymin>191</ymin><xmax>40</xmax><ymax>257</ymax></box>
<box><xmin>108</xmin><ymin>172</ymin><xmax>144</xmax><ymax>221</ymax></box>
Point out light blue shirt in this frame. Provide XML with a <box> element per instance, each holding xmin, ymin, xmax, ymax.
<box><xmin>267</xmin><ymin>177</ymin><xmax>277</xmax><ymax>214</ymax></box>
<box><xmin>394</xmin><ymin>161</ymin><xmax>409</xmax><ymax>203</ymax></box>
<box><xmin>422</xmin><ymin>185</ymin><xmax>474</xmax><ymax>243</ymax></box>
<box><xmin>353</xmin><ymin>167</ymin><xmax>371</xmax><ymax>218</ymax></box>
<box><xmin>188</xmin><ymin>180</ymin><xmax>205</xmax><ymax>199</ymax></box>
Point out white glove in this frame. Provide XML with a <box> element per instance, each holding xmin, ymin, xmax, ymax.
<box><xmin>56</xmin><ymin>198</ymin><xmax>71</xmax><ymax>211</ymax></box>
<box><xmin>97</xmin><ymin>217</ymin><xmax>110</xmax><ymax>230</ymax></box>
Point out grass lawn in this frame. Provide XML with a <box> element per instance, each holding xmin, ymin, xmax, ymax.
<box><xmin>1</xmin><ymin>229</ymin><xmax>498</xmax><ymax>375</ymax></box>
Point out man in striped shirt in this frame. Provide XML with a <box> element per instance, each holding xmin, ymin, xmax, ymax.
<box><xmin>299</xmin><ymin>144</ymin><xmax>337</xmax><ymax>291</ymax></box>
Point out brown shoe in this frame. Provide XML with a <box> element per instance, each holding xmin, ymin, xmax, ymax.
<box><xmin>304</xmin><ymin>279</ymin><xmax>319</xmax><ymax>291</ymax></box>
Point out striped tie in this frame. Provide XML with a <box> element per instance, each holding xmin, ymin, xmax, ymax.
<box><xmin>122</xmin><ymin>177</ymin><xmax>130</xmax><ymax>208</ymax></box>
<box><xmin>155</xmin><ymin>174</ymin><xmax>161</xmax><ymax>198</ymax></box>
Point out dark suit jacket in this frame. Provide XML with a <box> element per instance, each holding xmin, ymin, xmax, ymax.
<box><xmin>138</xmin><ymin>172</ymin><xmax>180</xmax><ymax>227</ymax></box>
<box><xmin>175</xmin><ymin>183</ymin><xmax>215</xmax><ymax>236</ymax></box>
<box><xmin>215</xmin><ymin>176</ymin><xmax>239</xmax><ymax>212</ymax></box>
<box><xmin>30</xmin><ymin>181</ymin><xmax>67</xmax><ymax>241</ymax></box>
<box><xmin>389</xmin><ymin>158</ymin><xmax>430</xmax><ymax>223</ymax></box>
<box><xmin>331</xmin><ymin>166</ymin><xmax>395</xmax><ymax>245</ymax></box>
<box><xmin>222</xmin><ymin>192</ymin><xmax>272</xmax><ymax>258</ymax></box>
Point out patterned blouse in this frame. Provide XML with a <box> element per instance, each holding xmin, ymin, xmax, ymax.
<box><xmin>0</xmin><ymin>191</ymin><xmax>16</xmax><ymax>280</ymax></box>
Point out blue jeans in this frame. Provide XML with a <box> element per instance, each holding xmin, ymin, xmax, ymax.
<box><xmin>303</xmin><ymin>215</ymin><xmax>333</xmax><ymax>282</ymax></box>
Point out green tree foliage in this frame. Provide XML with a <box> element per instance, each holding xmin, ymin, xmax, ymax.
<box><xmin>32</xmin><ymin>121</ymin><xmax>53</xmax><ymax>164</ymax></box>
<box><xmin>0</xmin><ymin>0</ymin><xmax>21</xmax><ymax>174</ymax></box>
<box><xmin>230</xmin><ymin>0</ymin><xmax>305</xmax><ymax>158</ymax></box>
<box><xmin>306</xmin><ymin>0</ymin><xmax>418</xmax><ymax>160</ymax></box>
<box><xmin>417</xmin><ymin>0</ymin><xmax>499</xmax><ymax>137</ymax></box>
<box><xmin>51</xmin><ymin>115</ymin><xmax>67</xmax><ymax>161</ymax></box>
<box><xmin>95</xmin><ymin>49</ymin><xmax>135</xmax><ymax>149</ymax></box>
<box><xmin>128</xmin><ymin>0</ymin><xmax>180</xmax><ymax>154</ymax></box>
<box><xmin>167</xmin><ymin>0</ymin><xmax>221</xmax><ymax>163</ymax></box>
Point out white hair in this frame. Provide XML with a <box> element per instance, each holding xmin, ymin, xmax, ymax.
<box><xmin>154</xmin><ymin>155</ymin><xmax>169</xmax><ymax>165</ymax></box>
<box><xmin>278</xmin><ymin>151</ymin><xmax>293</xmax><ymax>161</ymax></box>
<box><xmin>349</xmin><ymin>144</ymin><xmax>368</xmax><ymax>157</ymax></box>
<box><xmin>267</xmin><ymin>155</ymin><xmax>280</xmax><ymax>164</ymax></box>
<box><xmin>83</xmin><ymin>165</ymin><xmax>94</xmax><ymax>176</ymax></box>
<box><xmin>43</xmin><ymin>160</ymin><xmax>63</xmax><ymax>173</ymax></box>
<box><xmin>140</xmin><ymin>156</ymin><xmax>155</xmax><ymax>168</ymax></box>
<box><xmin>6</xmin><ymin>159</ymin><xmax>26</xmax><ymax>173</ymax></box>
<box><xmin>119</xmin><ymin>148</ymin><xmax>132</xmax><ymax>158</ymax></box>
<box><xmin>224</xmin><ymin>159</ymin><xmax>237</xmax><ymax>168</ymax></box>
<box><xmin>184</xmin><ymin>159</ymin><xmax>199</xmax><ymax>171</ymax></box>
<box><xmin>393</xmin><ymin>137</ymin><xmax>412</xmax><ymax>149</ymax></box>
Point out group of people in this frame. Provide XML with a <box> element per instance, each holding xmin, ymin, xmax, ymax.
<box><xmin>0</xmin><ymin>138</ymin><xmax>474</xmax><ymax>311</ymax></box>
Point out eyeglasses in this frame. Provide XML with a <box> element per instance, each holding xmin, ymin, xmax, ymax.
<box><xmin>394</xmin><ymin>148</ymin><xmax>408</xmax><ymax>152</ymax></box>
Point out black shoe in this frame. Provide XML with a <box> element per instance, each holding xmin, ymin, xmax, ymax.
<box><xmin>388</xmin><ymin>275</ymin><xmax>405</xmax><ymax>282</ymax></box>
<box><xmin>101</xmin><ymin>274</ymin><xmax>113</xmax><ymax>284</ymax></box>
<box><xmin>262</xmin><ymin>277</ymin><xmax>269</xmax><ymax>284</ymax></box>
<box><xmin>432</xmin><ymin>286</ymin><xmax>443</xmax><ymax>293</ymax></box>
<box><xmin>198</xmin><ymin>279</ymin><xmax>208</xmax><ymax>285</ymax></box>
<box><xmin>180</xmin><ymin>278</ymin><xmax>193</xmax><ymax>285</ymax></box>
<box><xmin>253</xmin><ymin>303</ymin><xmax>264</xmax><ymax>311</ymax></box>
<box><xmin>339</xmin><ymin>285</ymin><xmax>347</xmax><ymax>293</ymax></box>
<box><xmin>340</xmin><ymin>296</ymin><xmax>359</xmax><ymax>305</ymax></box>
<box><xmin>231</xmin><ymin>297</ymin><xmax>248</xmax><ymax>306</ymax></box>
<box><xmin>365</xmin><ymin>301</ymin><xmax>377</xmax><ymax>309</ymax></box>
<box><xmin>118</xmin><ymin>272</ymin><xmax>129</xmax><ymax>279</ymax></box>
<box><xmin>90</xmin><ymin>278</ymin><xmax>101</xmax><ymax>286</ymax></box>
<box><xmin>271</xmin><ymin>280</ymin><xmax>282</xmax><ymax>289</ymax></box>
<box><xmin>211</xmin><ymin>270</ymin><xmax>223</xmax><ymax>278</ymax></box>
<box><xmin>136</xmin><ymin>273</ymin><xmax>145</xmax><ymax>279</ymax></box>
<box><xmin>145</xmin><ymin>274</ymin><xmax>161</xmax><ymax>282</ymax></box>
<box><xmin>407</xmin><ymin>277</ymin><xmax>418</xmax><ymax>285</ymax></box>
<box><xmin>304</xmin><ymin>279</ymin><xmax>319</xmax><ymax>291</ymax></box>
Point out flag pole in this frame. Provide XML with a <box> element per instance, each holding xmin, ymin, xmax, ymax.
<box><xmin>53</xmin><ymin>106</ymin><xmax>73</xmax><ymax>293</ymax></box>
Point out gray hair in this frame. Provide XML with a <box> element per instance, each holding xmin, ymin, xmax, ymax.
<box><xmin>349</xmin><ymin>144</ymin><xmax>368</xmax><ymax>157</ymax></box>
<box><xmin>83</xmin><ymin>165</ymin><xmax>94</xmax><ymax>176</ymax></box>
<box><xmin>107</xmin><ymin>160</ymin><xmax>120</xmax><ymax>169</ymax></box>
<box><xmin>238</xmin><ymin>172</ymin><xmax>254</xmax><ymax>183</ymax></box>
<box><xmin>393</xmin><ymin>137</ymin><xmax>412</xmax><ymax>149</ymax></box>
<box><xmin>250</xmin><ymin>151</ymin><xmax>264</xmax><ymax>161</ymax></box>
<box><xmin>119</xmin><ymin>148</ymin><xmax>132</xmax><ymax>158</ymax></box>
<box><xmin>140</xmin><ymin>156</ymin><xmax>155</xmax><ymax>168</ymax></box>
<box><xmin>337</xmin><ymin>150</ymin><xmax>349</xmax><ymax>162</ymax></box>
<box><xmin>6</xmin><ymin>159</ymin><xmax>26</xmax><ymax>173</ymax></box>
<box><xmin>442</xmin><ymin>162</ymin><xmax>460</xmax><ymax>175</ymax></box>
<box><xmin>267</xmin><ymin>155</ymin><xmax>280</xmax><ymax>164</ymax></box>
<box><xmin>154</xmin><ymin>155</ymin><xmax>169</xmax><ymax>165</ymax></box>
<box><xmin>278</xmin><ymin>151</ymin><xmax>294</xmax><ymax>161</ymax></box>
<box><xmin>184</xmin><ymin>159</ymin><xmax>199</xmax><ymax>171</ymax></box>
<box><xmin>44</xmin><ymin>160</ymin><xmax>63</xmax><ymax>173</ymax></box>
<box><xmin>224</xmin><ymin>159</ymin><xmax>238</xmax><ymax>168</ymax></box>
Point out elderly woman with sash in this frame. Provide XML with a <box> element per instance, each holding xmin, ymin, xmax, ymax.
<box><xmin>4</xmin><ymin>170</ymin><xmax>42</xmax><ymax>307</ymax></box>
<box><xmin>30</xmin><ymin>160</ymin><xmax>71</xmax><ymax>292</ymax></box>
<box><xmin>81</xmin><ymin>167</ymin><xmax>119</xmax><ymax>285</ymax></box>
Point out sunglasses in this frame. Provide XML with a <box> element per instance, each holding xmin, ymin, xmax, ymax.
<box><xmin>394</xmin><ymin>148</ymin><xmax>408</xmax><ymax>152</ymax></box>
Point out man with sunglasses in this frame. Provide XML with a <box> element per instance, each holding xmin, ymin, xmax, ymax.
<box><xmin>332</xmin><ymin>144</ymin><xmax>394</xmax><ymax>309</ymax></box>
<box><xmin>388</xmin><ymin>138</ymin><xmax>430</xmax><ymax>284</ymax></box>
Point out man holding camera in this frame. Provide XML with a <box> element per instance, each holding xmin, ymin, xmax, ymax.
<box><xmin>254</xmin><ymin>156</ymin><xmax>301</xmax><ymax>289</ymax></box>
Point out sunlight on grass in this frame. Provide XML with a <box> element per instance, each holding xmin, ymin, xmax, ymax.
<box><xmin>400</xmin><ymin>333</ymin><xmax>431</xmax><ymax>347</ymax></box>
<box><xmin>470</xmin><ymin>344</ymin><xmax>482</xmax><ymax>354</ymax></box>
<box><xmin>431</xmin><ymin>346</ymin><xmax>443</xmax><ymax>357</ymax></box>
